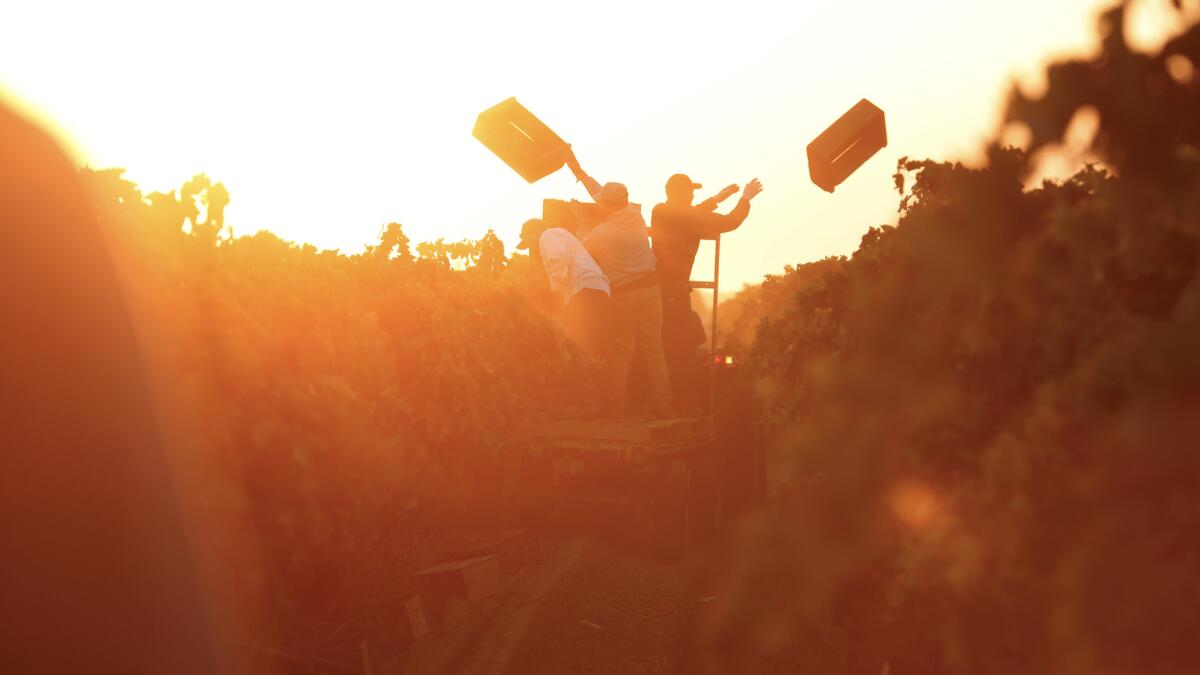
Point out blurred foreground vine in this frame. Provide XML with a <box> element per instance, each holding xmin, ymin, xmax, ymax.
<box><xmin>713</xmin><ymin>4</ymin><xmax>1200</xmax><ymax>674</ymax></box>
<box><xmin>86</xmin><ymin>167</ymin><xmax>584</xmax><ymax>672</ymax></box>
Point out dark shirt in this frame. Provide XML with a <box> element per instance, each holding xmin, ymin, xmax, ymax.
<box><xmin>650</xmin><ymin>197</ymin><xmax>751</xmax><ymax>299</ymax></box>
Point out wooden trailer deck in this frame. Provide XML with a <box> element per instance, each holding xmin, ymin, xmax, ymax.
<box><xmin>511</xmin><ymin>416</ymin><xmax>719</xmax><ymax>553</ymax></box>
<box><xmin>514</xmin><ymin>416</ymin><xmax>715</xmax><ymax>458</ymax></box>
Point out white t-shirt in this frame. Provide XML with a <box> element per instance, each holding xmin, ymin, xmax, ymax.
<box><xmin>539</xmin><ymin>227</ymin><xmax>611</xmax><ymax>304</ymax></box>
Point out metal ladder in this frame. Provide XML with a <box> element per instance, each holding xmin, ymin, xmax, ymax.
<box><xmin>689</xmin><ymin>234</ymin><xmax>721</xmax><ymax>415</ymax></box>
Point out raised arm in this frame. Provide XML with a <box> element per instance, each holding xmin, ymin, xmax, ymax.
<box><xmin>681</xmin><ymin>179</ymin><xmax>764</xmax><ymax>238</ymax></box>
<box><xmin>695</xmin><ymin>184</ymin><xmax>740</xmax><ymax>212</ymax></box>
<box><xmin>564</xmin><ymin>146</ymin><xmax>602</xmax><ymax>201</ymax></box>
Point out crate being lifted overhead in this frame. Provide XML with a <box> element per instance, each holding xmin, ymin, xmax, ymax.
<box><xmin>807</xmin><ymin>99</ymin><xmax>888</xmax><ymax>193</ymax></box>
<box><xmin>473</xmin><ymin>97</ymin><xmax>569</xmax><ymax>183</ymax></box>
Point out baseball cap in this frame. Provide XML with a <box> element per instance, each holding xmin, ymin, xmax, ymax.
<box><xmin>596</xmin><ymin>182</ymin><xmax>629</xmax><ymax>204</ymax></box>
<box><xmin>516</xmin><ymin>218</ymin><xmax>547</xmax><ymax>250</ymax></box>
<box><xmin>665</xmin><ymin>174</ymin><xmax>702</xmax><ymax>193</ymax></box>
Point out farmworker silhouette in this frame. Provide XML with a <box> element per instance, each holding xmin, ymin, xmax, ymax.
<box><xmin>564</xmin><ymin>147</ymin><xmax>671</xmax><ymax>418</ymax></box>
<box><xmin>651</xmin><ymin>174</ymin><xmax>762</xmax><ymax>413</ymax></box>
<box><xmin>517</xmin><ymin>217</ymin><xmax>611</xmax><ymax>360</ymax></box>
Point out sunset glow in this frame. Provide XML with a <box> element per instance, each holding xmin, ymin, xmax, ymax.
<box><xmin>6</xmin><ymin>2</ymin><xmax>1200</xmax><ymax>672</ymax></box>
<box><xmin>2</xmin><ymin>0</ymin><xmax>1195</xmax><ymax>288</ymax></box>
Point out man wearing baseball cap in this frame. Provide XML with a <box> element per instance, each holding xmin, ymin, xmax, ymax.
<box><xmin>652</xmin><ymin>173</ymin><xmax>763</xmax><ymax>413</ymax></box>
<box><xmin>516</xmin><ymin>217</ymin><xmax>610</xmax><ymax>360</ymax></box>
<box><xmin>564</xmin><ymin>146</ymin><xmax>671</xmax><ymax>418</ymax></box>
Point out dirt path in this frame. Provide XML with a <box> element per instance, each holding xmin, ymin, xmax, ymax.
<box><xmin>399</xmin><ymin>538</ymin><xmax>717</xmax><ymax>674</ymax></box>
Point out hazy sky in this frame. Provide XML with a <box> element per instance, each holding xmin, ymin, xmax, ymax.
<box><xmin>2</xmin><ymin>0</ymin><xmax>1193</xmax><ymax>288</ymax></box>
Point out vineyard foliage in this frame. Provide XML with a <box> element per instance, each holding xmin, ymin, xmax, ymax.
<box><xmin>65</xmin><ymin>3</ymin><xmax>1200</xmax><ymax>672</ymax></box>
<box><xmin>712</xmin><ymin>5</ymin><xmax>1200</xmax><ymax>674</ymax></box>
<box><xmin>84</xmin><ymin>167</ymin><xmax>585</xmax><ymax>665</ymax></box>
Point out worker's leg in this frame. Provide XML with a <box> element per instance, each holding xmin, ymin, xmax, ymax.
<box><xmin>660</xmin><ymin>295</ymin><xmax>685</xmax><ymax>397</ymax></box>
<box><xmin>631</xmin><ymin>286</ymin><xmax>672</xmax><ymax>418</ymax></box>
<box><xmin>564</xmin><ymin>289</ymin><xmax>608</xmax><ymax>360</ymax></box>
<box><xmin>604</xmin><ymin>291</ymin><xmax>637</xmax><ymax>417</ymax></box>
<box><xmin>563</xmin><ymin>290</ymin><xmax>610</xmax><ymax>417</ymax></box>
<box><xmin>661</xmin><ymin>295</ymin><xmax>700</xmax><ymax>414</ymax></box>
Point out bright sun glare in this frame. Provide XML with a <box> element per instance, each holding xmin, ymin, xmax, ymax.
<box><xmin>2</xmin><ymin>0</ymin><xmax>1194</xmax><ymax>288</ymax></box>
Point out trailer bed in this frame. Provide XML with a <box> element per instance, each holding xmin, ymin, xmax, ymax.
<box><xmin>515</xmin><ymin>416</ymin><xmax>714</xmax><ymax>459</ymax></box>
<box><xmin>512</xmin><ymin>416</ymin><xmax>719</xmax><ymax>553</ymax></box>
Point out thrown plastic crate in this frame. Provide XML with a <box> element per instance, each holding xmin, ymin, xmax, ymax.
<box><xmin>807</xmin><ymin>99</ymin><xmax>887</xmax><ymax>193</ymax></box>
<box><xmin>473</xmin><ymin>97</ymin><xmax>568</xmax><ymax>183</ymax></box>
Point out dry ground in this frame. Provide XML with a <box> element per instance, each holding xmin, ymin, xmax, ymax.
<box><xmin>392</xmin><ymin>536</ymin><xmax>848</xmax><ymax>675</ymax></box>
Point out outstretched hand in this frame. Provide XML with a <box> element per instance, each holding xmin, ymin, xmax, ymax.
<box><xmin>715</xmin><ymin>184</ymin><xmax>739</xmax><ymax>202</ymax></box>
<box><xmin>741</xmin><ymin>178</ymin><xmax>763</xmax><ymax>202</ymax></box>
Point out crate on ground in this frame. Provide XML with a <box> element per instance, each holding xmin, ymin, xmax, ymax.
<box><xmin>398</xmin><ymin>594</ymin><xmax>429</xmax><ymax>642</ymax></box>
<box><xmin>412</xmin><ymin>554</ymin><xmax>500</xmax><ymax>624</ymax></box>
<box><xmin>435</xmin><ymin>529</ymin><xmax>542</xmax><ymax>574</ymax></box>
